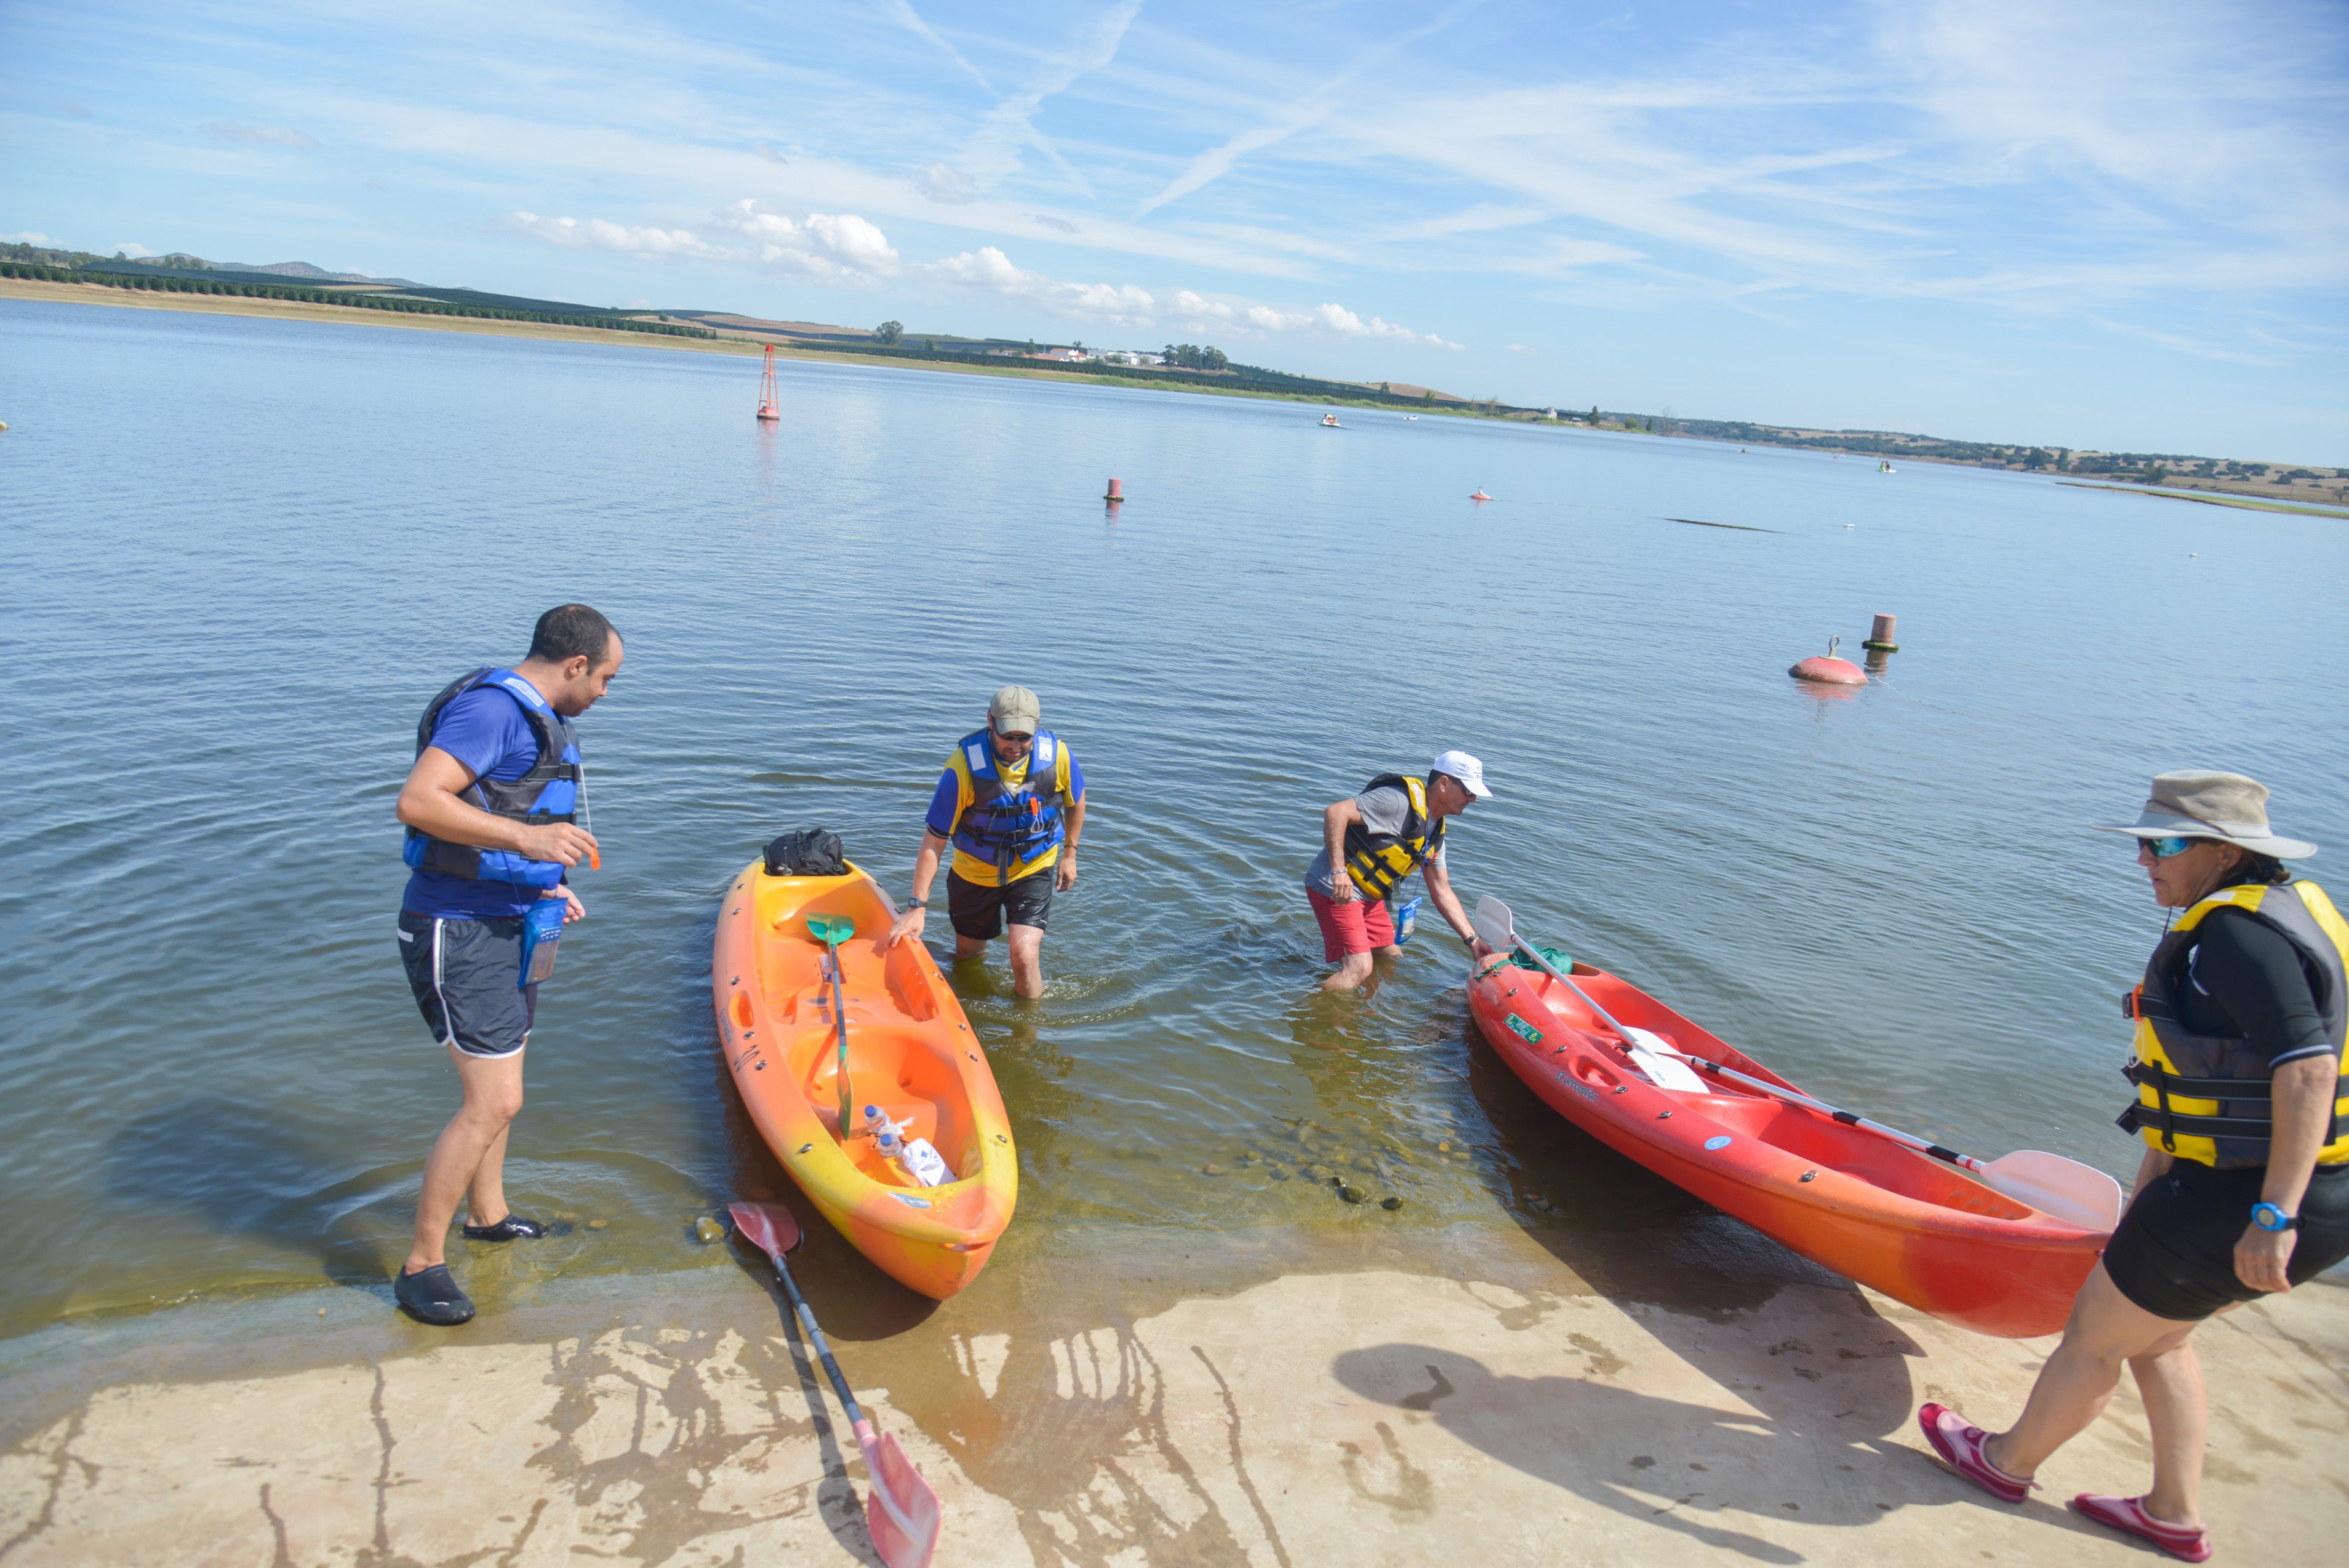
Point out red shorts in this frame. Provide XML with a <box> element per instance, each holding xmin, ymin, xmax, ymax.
<box><xmin>1307</xmin><ymin>886</ymin><xmax>1395</xmax><ymax>961</ymax></box>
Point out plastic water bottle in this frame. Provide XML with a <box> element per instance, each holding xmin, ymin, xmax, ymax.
<box><xmin>863</xmin><ymin>1105</ymin><xmax>893</xmax><ymax>1141</ymax></box>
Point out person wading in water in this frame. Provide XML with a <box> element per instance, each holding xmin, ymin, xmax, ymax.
<box><xmin>389</xmin><ymin>604</ymin><xmax>621</xmax><ymax>1326</ymax></box>
<box><xmin>887</xmin><ymin>685</ymin><xmax>1086</xmax><ymax>1001</ymax></box>
<box><xmin>1306</xmin><ymin>752</ymin><xmax>1498</xmax><ymax>991</ymax></box>
<box><xmin>1920</xmin><ymin>772</ymin><xmax>2349</xmax><ymax>1563</ymax></box>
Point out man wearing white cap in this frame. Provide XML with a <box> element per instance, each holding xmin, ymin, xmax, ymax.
<box><xmin>887</xmin><ymin>685</ymin><xmax>1086</xmax><ymax>999</ymax></box>
<box><xmin>1306</xmin><ymin>752</ymin><xmax>1497</xmax><ymax>991</ymax></box>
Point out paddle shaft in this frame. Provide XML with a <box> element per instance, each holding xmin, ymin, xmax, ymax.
<box><xmin>764</xmin><ymin>1247</ymin><xmax>865</xmax><ymax>1429</ymax></box>
<box><xmin>826</xmin><ymin>940</ymin><xmax>852</xmax><ymax>1134</ymax></box>
<box><xmin>1505</xmin><ymin>936</ymin><xmax>1990</xmax><ymax>1176</ymax></box>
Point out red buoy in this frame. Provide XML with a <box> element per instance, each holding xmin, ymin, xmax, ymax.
<box><xmin>1790</xmin><ymin>634</ymin><xmax>1867</xmax><ymax>686</ymax></box>
<box><xmin>1104</xmin><ymin>476</ymin><xmax>1123</xmax><ymax>502</ymax></box>
<box><xmin>755</xmin><ymin>343</ymin><xmax>781</xmax><ymax>422</ymax></box>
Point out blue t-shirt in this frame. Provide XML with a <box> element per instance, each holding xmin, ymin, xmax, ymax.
<box><xmin>400</xmin><ymin>682</ymin><xmax>554</xmax><ymax>921</ymax></box>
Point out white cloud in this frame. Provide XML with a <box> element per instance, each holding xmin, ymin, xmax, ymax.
<box><xmin>207</xmin><ymin>121</ymin><xmax>318</xmax><ymax>148</ymax></box>
<box><xmin>3</xmin><ymin>231</ymin><xmax>57</xmax><ymax>246</ymax></box>
<box><xmin>914</xmin><ymin>163</ymin><xmax>978</xmax><ymax>204</ymax></box>
<box><xmin>1169</xmin><ymin>289</ymin><xmax>1233</xmax><ymax>322</ymax></box>
<box><xmin>1507</xmin><ymin>344</ymin><xmax>1538</xmax><ymax>354</ymax></box>
<box><xmin>923</xmin><ymin>245</ymin><xmax>1155</xmax><ymax>324</ymax></box>
<box><xmin>503</xmin><ymin>211</ymin><xmax>722</xmax><ymax>258</ymax></box>
<box><xmin>1238</xmin><ymin>301</ymin><xmax>1462</xmax><ymax>348</ymax></box>
<box><xmin>714</xmin><ymin>202</ymin><xmax>901</xmax><ymax>278</ymax></box>
<box><xmin>113</xmin><ymin>243</ymin><xmax>156</xmax><ymax>258</ymax></box>
<box><xmin>501</xmin><ymin>202</ymin><xmax>900</xmax><ymax>281</ymax></box>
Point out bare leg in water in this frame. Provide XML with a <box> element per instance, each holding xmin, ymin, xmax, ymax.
<box><xmin>404</xmin><ymin>1046</ymin><xmax>526</xmax><ymax>1274</ymax></box>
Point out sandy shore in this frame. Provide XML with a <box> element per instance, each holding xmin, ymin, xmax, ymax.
<box><xmin>4</xmin><ymin>1220</ymin><xmax>2342</xmax><ymax>1566</ymax></box>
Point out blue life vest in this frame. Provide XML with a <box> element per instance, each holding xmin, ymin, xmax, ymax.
<box><xmin>402</xmin><ymin>668</ymin><xmax>581</xmax><ymax>889</ymax></box>
<box><xmin>948</xmin><ymin>728</ymin><xmax>1068</xmax><ymax>879</ymax></box>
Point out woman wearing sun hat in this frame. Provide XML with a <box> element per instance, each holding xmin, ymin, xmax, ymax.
<box><xmin>1918</xmin><ymin>772</ymin><xmax>2349</xmax><ymax>1563</ymax></box>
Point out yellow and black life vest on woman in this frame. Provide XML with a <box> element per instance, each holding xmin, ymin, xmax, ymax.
<box><xmin>2119</xmin><ymin>879</ymin><xmax>2349</xmax><ymax>1169</ymax></box>
<box><xmin>1342</xmin><ymin>773</ymin><xmax>1445</xmax><ymax>901</ymax></box>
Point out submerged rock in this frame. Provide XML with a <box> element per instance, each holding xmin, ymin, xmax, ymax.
<box><xmin>1382</xmin><ymin>1196</ymin><xmax>1404</xmax><ymax>1211</ymax></box>
<box><xmin>1200</xmin><ymin>1164</ymin><xmax>1227</xmax><ymax>1176</ymax></box>
<box><xmin>587</xmin><ymin>1219</ymin><xmax>610</xmax><ymax>1230</ymax></box>
<box><xmin>694</xmin><ymin>1216</ymin><xmax>726</xmax><ymax>1244</ymax></box>
<box><xmin>1340</xmin><ymin>1184</ymin><xmax>1368</xmax><ymax>1204</ymax></box>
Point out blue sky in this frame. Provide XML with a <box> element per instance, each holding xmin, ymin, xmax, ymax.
<box><xmin>4</xmin><ymin>0</ymin><xmax>2345</xmax><ymax>461</ymax></box>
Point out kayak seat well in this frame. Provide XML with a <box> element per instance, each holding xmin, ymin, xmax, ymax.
<box><xmin>802</xmin><ymin>1024</ymin><xmax>977</xmax><ymax>1186</ymax></box>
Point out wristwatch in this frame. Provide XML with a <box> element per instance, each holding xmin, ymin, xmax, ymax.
<box><xmin>906</xmin><ymin>897</ymin><xmax>929</xmax><ymax>909</ymax></box>
<box><xmin>2251</xmin><ymin>1202</ymin><xmax>2299</xmax><ymax>1233</ymax></box>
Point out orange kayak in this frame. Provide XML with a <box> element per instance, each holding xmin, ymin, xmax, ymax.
<box><xmin>1468</xmin><ymin>954</ymin><xmax>2107</xmax><ymax>1337</ymax></box>
<box><xmin>712</xmin><ymin>860</ymin><xmax>1017</xmax><ymax>1299</ymax></box>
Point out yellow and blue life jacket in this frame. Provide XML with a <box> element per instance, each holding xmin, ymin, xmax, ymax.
<box><xmin>402</xmin><ymin>667</ymin><xmax>581</xmax><ymax>890</ymax></box>
<box><xmin>947</xmin><ymin>728</ymin><xmax>1072</xmax><ymax>887</ymax></box>
<box><xmin>2120</xmin><ymin>879</ymin><xmax>2349</xmax><ymax>1169</ymax></box>
<box><xmin>1342</xmin><ymin>773</ymin><xmax>1445</xmax><ymax>902</ymax></box>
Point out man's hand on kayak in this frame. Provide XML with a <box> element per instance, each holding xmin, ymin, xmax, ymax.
<box><xmin>887</xmin><ymin>906</ymin><xmax>926</xmax><ymax>948</ymax></box>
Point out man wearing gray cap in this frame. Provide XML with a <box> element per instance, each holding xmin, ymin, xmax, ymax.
<box><xmin>887</xmin><ymin>686</ymin><xmax>1086</xmax><ymax>999</ymax></box>
<box><xmin>1307</xmin><ymin>751</ymin><xmax>1497</xmax><ymax>991</ymax></box>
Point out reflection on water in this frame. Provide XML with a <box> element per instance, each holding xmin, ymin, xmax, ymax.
<box><xmin>3</xmin><ymin>297</ymin><xmax>2345</xmax><ymax>1338</ymax></box>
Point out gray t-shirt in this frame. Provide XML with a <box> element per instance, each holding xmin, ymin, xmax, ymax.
<box><xmin>1305</xmin><ymin>783</ymin><xmax>1444</xmax><ymax>896</ymax></box>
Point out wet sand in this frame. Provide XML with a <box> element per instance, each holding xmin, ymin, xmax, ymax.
<box><xmin>5</xmin><ymin>1224</ymin><xmax>2342</xmax><ymax>1566</ymax></box>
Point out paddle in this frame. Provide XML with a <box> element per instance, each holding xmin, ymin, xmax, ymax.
<box><xmin>729</xmin><ymin>1202</ymin><xmax>941</xmax><ymax>1568</ymax></box>
<box><xmin>1472</xmin><ymin>896</ymin><xmax>2123</xmax><ymax>1233</ymax></box>
<box><xmin>807</xmin><ymin>916</ymin><xmax>856</xmax><ymax>1136</ymax></box>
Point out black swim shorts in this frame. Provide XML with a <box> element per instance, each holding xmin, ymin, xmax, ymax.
<box><xmin>946</xmin><ymin>868</ymin><xmax>1053</xmax><ymax>941</ymax></box>
<box><xmin>397</xmin><ymin>911</ymin><xmax>537</xmax><ymax>1059</ymax></box>
<box><xmin>2102</xmin><ymin>1158</ymin><xmax>2349</xmax><ymax>1321</ymax></box>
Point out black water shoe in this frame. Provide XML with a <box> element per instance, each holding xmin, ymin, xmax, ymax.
<box><xmin>462</xmin><ymin>1213</ymin><xmax>551</xmax><ymax>1242</ymax></box>
<box><xmin>394</xmin><ymin>1264</ymin><xmax>476</xmax><ymax>1326</ymax></box>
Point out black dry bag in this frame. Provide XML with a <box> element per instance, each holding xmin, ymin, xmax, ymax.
<box><xmin>763</xmin><ymin>829</ymin><xmax>847</xmax><ymax>877</ymax></box>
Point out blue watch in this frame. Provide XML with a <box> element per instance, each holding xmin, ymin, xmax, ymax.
<box><xmin>2251</xmin><ymin>1202</ymin><xmax>2299</xmax><ymax>1233</ymax></box>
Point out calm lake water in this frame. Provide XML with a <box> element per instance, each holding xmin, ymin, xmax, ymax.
<box><xmin>4</xmin><ymin>297</ymin><xmax>2345</xmax><ymax>1340</ymax></box>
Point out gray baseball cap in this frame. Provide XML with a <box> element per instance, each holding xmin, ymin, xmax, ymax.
<box><xmin>988</xmin><ymin>685</ymin><xmax>1042</xmax><ymax>733</ymax></box>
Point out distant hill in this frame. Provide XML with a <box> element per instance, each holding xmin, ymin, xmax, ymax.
<box><xmin>214</xmin><ymin>259</ymin><xmax>421</xmax><ymax>286</ymax></box>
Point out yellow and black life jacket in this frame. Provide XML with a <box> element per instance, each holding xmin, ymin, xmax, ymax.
<box><xmin>1342</xmin><ymin>774</ymin><xmax>1445</xmax><ymax>901</ymax></box>
<box><xmin>2119</xmin><ymin>879</ymin><xmax>2349</xmax><ymax>1169</ymax></box>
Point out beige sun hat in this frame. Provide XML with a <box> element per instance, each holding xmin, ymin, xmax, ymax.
<box><xmin>2092</xmin><ymin>771</ymin><xmax>2317</xmax><ymax>860</ymax></box>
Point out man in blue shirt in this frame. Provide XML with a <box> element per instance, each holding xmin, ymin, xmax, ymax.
<box><xmin>887</xmin><ymin>685</ymin><xmax>1086</xmax><ymax>999</ymax></box>
<box><xmin>389</xmin><ymin>603</ymin><xmax>622</xmax><ymax>1326</ymax></box>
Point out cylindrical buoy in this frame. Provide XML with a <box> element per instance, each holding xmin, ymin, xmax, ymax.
<box><xmin>1790</xmin><ymin>635</ymin><xmax>1868</xmax><ymax>686</ymax></box>
<box><xmin>1863</xmin><ymin>612</ymin><xmax>1899</xmax><ymax>652</ymax></box>
<box><xmin>1104</xmin><ymin>476</ymin><xmax>1123</xmax><ymax>502</ymax></box>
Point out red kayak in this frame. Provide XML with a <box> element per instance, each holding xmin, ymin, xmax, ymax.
<box><xmin>1467</xmin><ymin>954</ymin><xmax>2109</xmax><ymax>1337</ymax></box>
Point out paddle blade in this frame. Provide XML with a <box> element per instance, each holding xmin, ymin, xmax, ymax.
<box><xmin>863</xmin><ymin>1429</ymin><xmax>942</xmax><ymax>1568</ymax></box>
<box><xmin>807</xmin><ymin>915</ymin><xmax>855</xmax><ymax>945</ymax></box>
<box><xmin>1981</xmin><ymin>1152</ymin><xmax>2124</xmax><ymax>1233</ymax></box>
<box><xmin>1473</xmin><ymin>894</ymin><xmax>1516</xmax><ymax>953</ymax></box>
<box><xmin>727</xmin><ymin>1201</ymin><xmax>803</xmax><ymax>1260</ymax></box>
<box><xmin>860</xmin><ymin>1436</ymin><xmax>940</xmax><ymax>1568</ymax></box>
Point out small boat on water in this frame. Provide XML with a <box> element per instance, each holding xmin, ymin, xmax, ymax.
<box><xmin>712</xmin><ymin>860</ymin><xmax>1017</xmax><ymax>1299</ymax></box>
<box><xmin>1468</xmin><ymin>953</ymin><xmax>2108</xmax><ymax>1337</ymax></box>
<box><xmin>1469</xmin><ymin>487</ymin><xmax>1493</xmax><ymax>501</ymax></box>
<box><xmin>1321</xmin><ymin>412</ymin><xmax>1341</xmax><ymax>427</ymax></box>
<box><xmin>1879</xmin><ymin>458</ymin><xmax>1896</xmax><ymax>473</ymax></box>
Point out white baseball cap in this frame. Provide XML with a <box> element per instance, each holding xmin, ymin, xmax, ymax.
<box><xmin>1431</xmin><ymin>750</ymin><xmax>1492</xmax><ymax>799</ymax></box>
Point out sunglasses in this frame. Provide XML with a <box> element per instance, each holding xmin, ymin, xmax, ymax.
<box><xmin>991</xmin><ymin>728</ymin><xmax>1034</xmax><ymax>744</ymax></box>
<box><xmin>2141</xmin><ymin>835</ymin><xmax>2202</xmax><ymax>859</ymax></box>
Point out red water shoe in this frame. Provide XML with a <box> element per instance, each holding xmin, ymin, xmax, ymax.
<box><xmin>1917</xmin><ymin>1403</ymin><xmax>2034</xmax><ymax>1503</ymax></box>
<box><xmin>2069</xmin><ymin>1494</ymin><xmax>2212</xmax><ymax>1563</ymax></box>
